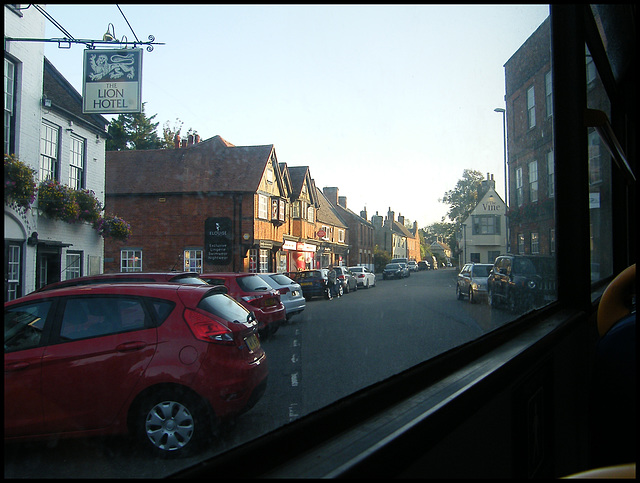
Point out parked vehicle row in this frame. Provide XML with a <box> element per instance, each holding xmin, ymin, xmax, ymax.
<box><xmin>288</xmin><ymin>266</ymin><xmax>378</xmax><ymax>300</ymax></box>
<box><xmin>382</xmin><ymin>263</ymin><xmax>409</xmax><ymax>280</ymax></box>
<box><xmin>456</xmin><ymin>254</ymin><xmax>556</xmax><ymax>313</ymax></box>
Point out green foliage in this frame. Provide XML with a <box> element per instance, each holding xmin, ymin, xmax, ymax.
<box><xmin>440</xmin><ymin>169</ymin><xmax>485</xmax><ymax>225</ymax></box>
<box><xmin>106</xmin><ymin>102</ymin><xmax>162</xmax><ymax>151</ymax></box>
<box><xmin>373</xmin><ymin>245</ymin><xmax>391</xmax><ymax>273</ymax></box>
<box><xmin>4</xmin><ymin>154</ymin><xmax>38</xmax><ymax>211</ymax></box>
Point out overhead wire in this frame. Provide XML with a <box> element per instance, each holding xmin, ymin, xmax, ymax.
<box><xmin>117</xmin><ymin>4</ymin><xmax>140</xmax><ymax>43</ymax></box>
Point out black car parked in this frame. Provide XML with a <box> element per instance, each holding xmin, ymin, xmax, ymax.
<box><xmin>487</xmin><ymin>254</ymin><xmax>545</xmax><ymax>313</ymax></box>
<box><xmin>383</xmin><ymin>263</ymin><xmax>404</xmax><ymax>280</ymax></box>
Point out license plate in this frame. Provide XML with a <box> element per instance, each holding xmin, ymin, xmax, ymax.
<box><xmin>264</xmin><ymin>298</ymin><xmax>276</xmax><ymax>307</ymax></box>
<box><xmin>301</xmin><ymin>282</ymin><xmax>311</xmax><ymax>286</ymax></box>
<box><xmin>245</xmin><ymin>334</ymin><xmax>260</xmax><ymax>352</ymax></box>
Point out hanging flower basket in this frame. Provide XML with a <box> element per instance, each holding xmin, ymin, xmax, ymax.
<box><xmin>38</xmin><ymin>179</ymin><xmax>80</xmax><ymax>222</ymax></box>
<box><xmin>4</xmin><ymin>154</ymin><xmax>38</xmax><ymax>211</ymax></box>
<box><xmin>74</xmin><ymin>189</ymin><xmax>103</xmax><ymax>223</ymax></box>
<box><xmin>94</xmin><ymin>214</ymin><xmax>132</xmax><ymax>242</ymax></box>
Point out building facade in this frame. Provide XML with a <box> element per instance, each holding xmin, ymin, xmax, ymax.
<box><xmin>459</xmin><ymin>174</ymin><xmax>507</xmax><ymax>265</ymax></box>
<box><xmin>5</xmin><ymin>5</ymin><xmax>108</xmax><ymax>300</ymax></box>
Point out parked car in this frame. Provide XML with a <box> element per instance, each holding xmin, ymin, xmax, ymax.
<box><xmin>4</xmin><ymin>283</ymin><xmax>268</xmax><ymax>457</ymax></box>
<box><xmin>407</xmin><ymin>261</ymin><xmax>419</xmax><ymax>272</ymax></box>
<box><xmin>382</xmin><ymin>263</ymin><xmax>404</xmax><ymax>280</ymax></box>
<box><xmin>334</xmin><ymin>266</ymin><xmax>357</xmax><ymax>293</ymax></box>
<box><xmin>295</xmin><ymin>269</ymin><xmax>339</xmax><ymax>299</ymax></box>
<box><xmin>487</xmin><ymin>255</ymin><xmax>545</xmax><ymax>312</ymax></box>
<box><xmin>456</xmin><ymin>263</ymin><xmax>493</xmax><ymax>304</ymax></box>
<box><xmin>417</xmin><ymin>260</ymin><xmax>430</xmax><ymax>271</ymax></box>
<box><xmin>200</xmin><ymin>273</ymin><xmax>286</xmax><ymax>338</ymax></box>
<box><xmin>399</xmin><ymin>262</ymin><xmax>411</xmax><ymax>277</ymax></box>
<box><xmin>255</xmin><ymin>272</ymin><xmax>306</xmax><ymax>320</ymax></box>
<box><xmin>35</xmin><ymin>271</ymin><xmax>209</xmax><ymax>292</ymax></box>
<box><xmin>348</xmin><ymin>266</ymin><xmax>376</xmax><ymax>288</ymax></box>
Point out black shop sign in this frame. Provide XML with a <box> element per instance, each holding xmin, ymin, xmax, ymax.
<box><xmin>205</xmin><ymin>217</ymin><xmax>232</xmax><ymax>264</ymax></box>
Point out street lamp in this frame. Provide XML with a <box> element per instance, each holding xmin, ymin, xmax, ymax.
<box><xmin>494</xmin><ymin>107</ymin><xmax>509</xmax><ymax>253</ymax></box>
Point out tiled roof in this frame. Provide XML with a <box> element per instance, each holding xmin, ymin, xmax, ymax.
<box><xmin>315</xmin><ymin>187</ymin><xmax>348</xmax><ymax>228</ymax></box>
<box><xmin>106</xmin><ymin>135</ymin><xmax>273</xmax><ymax>195</ymax></box>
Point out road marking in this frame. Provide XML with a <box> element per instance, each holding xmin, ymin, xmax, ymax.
<box><xmin>291</xmin><ymin>372</ymin><xmax>299</xmax><ymax>386</ymax></box>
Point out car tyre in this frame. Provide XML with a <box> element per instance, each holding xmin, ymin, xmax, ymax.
<box><xmin>456</xmin><ymin>284</ymin><xmax>464</xmax><ymax>300</ymax></box>
<box><xmin>488</xmin><ymin>289</ymin><xmax>498</xmax><ymax>308</ymax></box>
<box><xmin>136</xmin><ymin>388</ymin><xmax>213</xmax><ymax>458</ymax></box>
<box><xmin>469</xmin><ymin>289</ymin><xmax>475</xmax><ymax>304</ymax></box>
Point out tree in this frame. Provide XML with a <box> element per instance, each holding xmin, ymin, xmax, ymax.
<box><xmin>106</xmin><ymin>102</ymin><xmax>162</xmax><ymax>151</ymax></box>
<box><xmin>439</xmin><ymin>169</ymin><xmax>484</xmax><ymax>225</ymax></box>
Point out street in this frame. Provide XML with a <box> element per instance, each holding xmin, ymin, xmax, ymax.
<box><xmin>4</xmin><ymin>268</ymin><xmax>516</xmax><ymax>478</ymax></box>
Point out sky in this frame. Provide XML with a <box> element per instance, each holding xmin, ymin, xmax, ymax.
<box><xmin>41</xmin><ymin>4</ymin><xmax>550</xmax><ymax>228</ymax></box>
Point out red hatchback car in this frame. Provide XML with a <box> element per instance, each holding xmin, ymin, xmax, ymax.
<box><xmin>200</xmin><ymin>273</ymin><xmax>286</xmax><ymax>338</ymax></box>
<box><xmin>4</xmin><ymin>283</ymin><xmax>268</xmax><ymax>457</ymax></box>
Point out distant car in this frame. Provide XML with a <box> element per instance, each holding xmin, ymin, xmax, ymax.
<box><xmin>417</xmin><ymin>260</ymin><xmax>430</xmax><ymax>271</ymax></box>
<box><xmin>398</xmin><ymin>262</ymin><xmax>411</xmax><ymax>277</ymax></box>
<box><xmin>348</xmin><ymin>266</ymin><xmax>376</xmax><ymax>288</ymax></box>
<box><xmin>255</xmin><ymin>272</ymin><xmax>306</xmax><ymax>320</ymax></box>
<box><xmin>4</xmin><ymin>283</ymin><xmax>268</xmax><ymax>458</ymax></box>
<box><xmin>200</xmin><ymin>273</ymin><xmax>286</xmax><ymax>337</ymax></box>
<box><xmin>383</xmin><ymin>263</ymin><xmax>404</xmax><ymax>280</ymax></box>
<box><xmin>296</xmin><ymin>269</ymin><xmax>337</xmax><ymax>299</ymax></box>
<box><xmin>35</xmin><ymin>271</ymin><xmax>209</xmax><ymax>292</ymax></box>
<box><xmin>487</xmin><ymin>255</ymin><xmax>545</xmax><ymax>312</ymax></box>
<box><xmin>407</xmin><ymin>261</ymin><xmax>419</xmax><ymax>272</ymax></box>
<box><xmin>456</xmin><ymin>263</ymin><xmax>493</xmax><ymax>303</ymax></box>
<box><xmin>334</xmin><ymin>266</ymin><xmax>357</xmax><ymax>293</ymax></box>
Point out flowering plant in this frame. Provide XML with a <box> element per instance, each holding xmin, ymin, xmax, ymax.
<box><xmin>94</xmin><ymin>214</ymin><xmax>132</xmax><ymax>241</ymax></box>
<box><xmin>4</xmin><ymin>154</ymin><xmax>38</xmax><ymax>210</ymax></box>
<box><xmin>38</xmin><ymin>179</ymin><xmax>80</xmax><ymax>222</ymax></box>
<box><xmin>74</xmin><ymin>189</ymin><xmax>103</xmax><ymax>223</ymax></box>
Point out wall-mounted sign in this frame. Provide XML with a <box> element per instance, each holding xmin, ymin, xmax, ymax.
<box><xmin>205</xmin><ymin>217</ymin><xmax>232</xmax><ymax>264</ymax></box>
<box><xmin>82</xmin><ymin>48</ymin><xmax>142</xmax><ymax>114</ymax></box>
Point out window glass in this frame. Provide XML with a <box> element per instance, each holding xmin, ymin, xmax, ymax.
<box><xmin>39</xmin><ymin>121</ymin><xmax>59</xmax><ymax>181</ymax></box>
<box><xmin>4</xmin><ymin>58</ymin><xmax>15</xmax><ymax>154</ymax></box>
<box><xmin>7</xmin><ymin>4</ymin><xmax>566</xmax><ymax>477</ymax></box>
<box><xmin>4</xmin><ymin>301</ymin><xmax>51</xmax><ymax>352</ymax></box>
<box><xmin>69</xmin><ymin>134</ymin><xmax>85</xmax><ymax>190</ymax></box>
<box><xmin>585</xmin><ymin>44</ymin><xmax>613</xmax><ymax>284</ymax></box>
<box><xmin>59</xmin><ymin>297</ymin><xmax>146</xmax><ymax>340</ymax></box>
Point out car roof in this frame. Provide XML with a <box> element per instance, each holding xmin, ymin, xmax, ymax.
<box><xmin>35</xmin><ymin>272</ymin><xmax>205</xmax><ymax>292</ymax></box>
<box><xmin>6</xmin><ymin>282</ymin><xmax>227</xmax><ymax>306</ymax></box>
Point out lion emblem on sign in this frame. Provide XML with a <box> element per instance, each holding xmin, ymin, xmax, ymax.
<box><xmin>88</xmin><ymin>53</ymin><xmax>136</xmax><ymax>80</ymax></box>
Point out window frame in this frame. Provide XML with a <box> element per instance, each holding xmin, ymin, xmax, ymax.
<box><xmin>69</xmin><ymin>133</ymin><xmax>86</xmax><ymax>190</ymax></box>
<box><xmin>40</xmin><ymin>120</ymin><xmax>60</xmax><ymax>182</ymax></box>
<box><xmin>120</xmin><ymin>249</ymin><xmax>142</xmax><ymax>272</ymax></box>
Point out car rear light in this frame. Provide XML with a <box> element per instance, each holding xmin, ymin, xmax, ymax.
<box><xmin>278</xmin><ymin>287</ymin><xmax>290</xmax><ymax>295</ymax></box>
<box><xmin>183</xmin><ymin>308</ymin><xmax>234</xmax><ymax>344</ymax></box>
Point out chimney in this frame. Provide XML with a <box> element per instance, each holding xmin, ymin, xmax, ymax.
<box><xmin>388</xmin><ymin>207</ymin><xmax>395</xmax><ymax>223</ymax></box>
<box><xmin>398</xmin><ymin>213</ymin><xmax>404</xmax><ymax>225</ymax></box>
<box><xmin>181</xmin><ymin>139</ymin><xmax>188</xmax><ymax>148</ymax></box>
<box><xmin>174</xmin><ymin>134</ymin><xmax>181</xmax><ymax>149</ymax></box>
<box><xmin>188</xmin><ymin>134</ymin><xmax>194</xmax><ymax>146</ymax></box>
<box><xmin>360</xmin><ymin>206</ymin><xmax>368</xmax><ymax>220</ymax></box>
<box><xmin>338</xmin><ymin>196</ymin><xmax>347</xmax><ymax>209</ymax></box>
<box><xmin>323</xmin><ymin>187</ymin><xmax>339</xmax><ymax>207</ymax></box>
<box><xmin>195</xmin><ymin>134</ymin><xmax>200</xmax><ymax>144</ymax></box>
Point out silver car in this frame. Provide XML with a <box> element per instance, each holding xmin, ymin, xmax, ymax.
<box><xmin>456</xmin><ymin>263</ymin><xmax>493</xmax><ymax>304</ymax></box>
<box><xmin>256</xmin><ymin>272</ymin><xmax>306</xmax><ymax>320</ymax></box>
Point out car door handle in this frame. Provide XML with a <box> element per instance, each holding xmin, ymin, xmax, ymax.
<box><xmin>5</xmin><ymin>361</ymin><xmax>30</xmax><ymax>371</ymax></box>
<box><xmin>116</xmin><ymin>341</ymin><xmax>147</xmax><ymax>352</ymax></box>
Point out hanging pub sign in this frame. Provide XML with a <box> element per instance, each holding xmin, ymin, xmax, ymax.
<box><xmin>82</xmin><ymin>48</ymin><xmax>142</xmax><ymax>114</ymax></box>
<box><xmin>205</xmin><ymin>217</ymin><xmax>232</xmax><ymax>264</ymax></box>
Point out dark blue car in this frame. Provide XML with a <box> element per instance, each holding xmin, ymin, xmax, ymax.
<box><xmin>295</xmin><ymin>269</ymin><xmax>330</xmax><ymax>300</ymax></box>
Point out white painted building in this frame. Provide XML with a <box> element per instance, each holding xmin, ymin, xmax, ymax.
<box><xmin>5</xmin><ymin>5</ymin><xmax>108</xmax><ymax>300</ymax></box>
<box><xmin>459</xmin><ymin>175</ymin><xmax>508</xmax><ymax>266</ymax></box>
